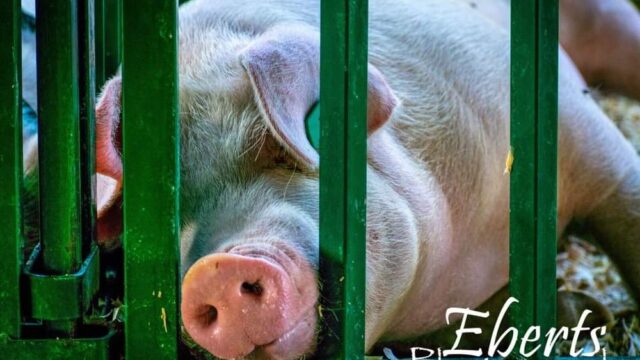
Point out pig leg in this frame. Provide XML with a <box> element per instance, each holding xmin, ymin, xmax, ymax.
<box><xmin>558</xmin><ymin>66</ymin><xmax>640</xmax><ymax>302</ymax></box>
<box><xmin>580</xmin><ymin>164</ymin><xmax>640</xmax><ymax>301</ymax></box>
<box><xmin>560</xmin><ymin>0</ymin><xmax>640</xmax><ymax>99</ymax></box>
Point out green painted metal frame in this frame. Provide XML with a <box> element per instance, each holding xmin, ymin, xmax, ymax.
<box><xmin>0</xmin><ymin>0</ymin><xmax>116</xmax><ymax>357</ymax></box>
<box><xmin>0</xmin><ymin>0</ymin><xmax>24</xmax><ymax>340</ymax></box>
<box><xmin>317</xmin><ymin>0</ymin><xmax>368</xmax><ymax>358</ymax></box>
<box><xmin>121</xmin><ymin>0</ymin><xmax>181</xmax><ymax>358</ymax></box>
<box><xmin>0</xmin><ymin>330</ymin><xmax>116</xmax><ymax>360</ymax></box>
<box><xmin>509</xmin><ymin>0</ymin><xmax>558</xmax><ymax>358</ymax></box>
<box><xmin>25</xmin><ymin>244</ymin><xmax>100</xmax><ymax>321</ymax></box>
<box><xmin>35</xmin><ymin>0</ymin><xmax>84</xmax><ymax>335</ymax></box>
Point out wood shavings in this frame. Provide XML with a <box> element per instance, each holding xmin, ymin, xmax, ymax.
<box><xmin>597</xmin><ymin>93</ymin><xmax>640</xmax><ymax>153</ymax></box>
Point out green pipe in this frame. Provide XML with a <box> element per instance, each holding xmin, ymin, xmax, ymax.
<box><xmin>94</xmin><ymin>0</ymin><xmax>106</xmax><ymax>89</ymax></box>
<box><xmin>78</xmin><ymin>0</ymin><xmax>98</xmax><ymax>254</ymax></box>
<box><xmin>36</xmin><ymin>0</ymin><xmax>83</xmax><ymax>277</ymax></box>
<box><xmin>0</xmin><ymin>0</ymin><xmax>24</xmax><ymax>339</ymax></box>
<box><xmin>36</xmin><ymin>0</ymin><xmax>83</xmax><ymax>336</ymax></box>
<box><xmin>104</xmin><ymin>0</ymin><xmax>122</xmax><ymax>78</ymax></box>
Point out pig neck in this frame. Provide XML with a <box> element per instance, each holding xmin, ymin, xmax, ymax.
<box><xmin>368</xmin><ymin>128</ymin><xmax>508</xmax><ymax>341</ymax></box>
<box><xmin>367</xmin><ymin>129</ymin><xmax>457</xmax><ymax>332</ymax></box>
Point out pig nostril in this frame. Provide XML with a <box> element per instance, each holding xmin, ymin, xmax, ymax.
<box><xmin>241</xmin><ymin>281</ymin><xmax>263</xmax><ymax>296</ymax></box>
<box><xmin>200</xmin><ymin>305</ymin><xmax>218</xmax><ymax>326</ymax></box>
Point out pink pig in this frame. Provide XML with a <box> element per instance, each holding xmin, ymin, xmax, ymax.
<box><xmin>78</xmin><ymin>0</ymin><xmax>640</xmax><ymax>358</ymax></box>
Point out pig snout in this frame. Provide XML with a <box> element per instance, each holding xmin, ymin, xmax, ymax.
<box><xmin>181</xmin><ymin>244</ymin><xmax>318</xmax><ymax>359</ymax></box>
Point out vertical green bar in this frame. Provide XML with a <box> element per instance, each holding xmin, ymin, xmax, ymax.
<box><xmin>509</xmin><ymin>0</ymin><xmax>558</xmax><ymax>358</ymax></box>
<box><xmin>344</xmin><ymin>0</ymin><xmax>368</xmax><ymax>356</ymax></box>
<box><xmin>0</xmin><ymin>0</ymin><xmax>23</xmax><ymax>339</ymax></box>
<box><xmin>535</xmin><ymin>0</ymin><xmax>558</xmax><ymax>343</ymax></box>
<box><xmin>78</xmin><ymin>0</ymin><xmax>98</xmax><ymax>254</ymax></box>
<box><xmin>122</xmin><ymin>0</ymin><xmax>180</xmax><ymax>359</ymax></box>
<box><xmin>36</xmin><ymin>0</ymin><xmax>83</xmax><ymax>335</ymax></box>
<box><xmin>104</xmin><ymin>0</ymin><xmax>121</xmax><ymax>78</ymax></box>
<box><xmin>510</xmin><ymin>0</ymin><xmax>536</xmax><ymax>342</ymax></box>
<box><xmin>318</xmin><ymin>0</ymin><xmax>368</xmax><ymax>358</ymax></box>
<box><xmin>36</xmin><ymin>0</ymin><xmax>83</xmax><ymax>275</ymax></box>
<box><xmin>95</xmin><ymin>0</ymin><xmax>106</xmax><ymax>89</ymax></box>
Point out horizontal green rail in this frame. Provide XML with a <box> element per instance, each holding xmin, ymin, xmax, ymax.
<box><xmin>121</xmin><ymin>0</ymin><xmax>180</xmax><ymax>358</ymax></box>
<box><xmin>318</xmin><ymin>0</ymin><xmax>368</xmax><ymax>358</ymax></box>
<box><xmin>0</xmin><ymin>0</ymin><xmax>23</xmax><ymax>339</ymax></box>
<box><xmin>0</xmin><ymin>329</ymin><xmax>116</xmax><ymax>360</ymax></box>
<box><xmin>509</xmin><ymin>0</ymin><xmax>558</xmax><ymax>359</ymax></box>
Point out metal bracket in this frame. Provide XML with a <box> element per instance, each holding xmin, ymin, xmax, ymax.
<box><xmin>24</xmin><ymin>244</ymin><xmax>100</xmax><ymax>321</ymax></box>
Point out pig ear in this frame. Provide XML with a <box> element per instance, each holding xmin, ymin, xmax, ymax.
<box><xmin>240</xmin><ymin>26</ymin><xmax>398</xmax><ymax>168</ymax></box>
<box><xmin>96</xmin><ymin>77</ymin><xmax>124</xmax><ymax>245</ymax></box>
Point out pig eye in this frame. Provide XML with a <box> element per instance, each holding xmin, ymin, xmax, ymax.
<box><xmin>272</xmin><ymin>145</ymin><xmax>301</xmax><ymax>171</ymax></box>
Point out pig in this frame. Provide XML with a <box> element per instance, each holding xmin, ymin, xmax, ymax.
<box><xmin>22</xmin><ymin>0</ymin><xmax>640</xmax><ymax>358</ymax></box>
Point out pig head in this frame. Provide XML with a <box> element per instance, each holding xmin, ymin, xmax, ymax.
<box><xmin>95</xmin><ymin>23</ymin><xmax>408</xmax><ymax>359</ymax></box>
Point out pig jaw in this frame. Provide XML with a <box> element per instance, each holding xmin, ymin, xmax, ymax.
<box><xmin>181</xmin><ymin>241</ymin><xmax>319</xmax><ymax>359</ymax></box>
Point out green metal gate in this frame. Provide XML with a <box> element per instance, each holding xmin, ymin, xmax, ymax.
<box><xmin>0</xmin><ymin>0</ymin><xmax>627</xmax><ymax>359</ymax></box>
<box><xmin>0</xmin><ymin>0</ymin><xmax>181</xmax><ymax>358</ymax></box>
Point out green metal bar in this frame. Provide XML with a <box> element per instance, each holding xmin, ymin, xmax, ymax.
<box><xmin>36</xmin><ymin>0</ymin><xmax>83</xmax><ymax>336</ymax></box>
<box><xmin>122</xmin><ymin>0</ymin><xmax>180</xmax><ymax>358</ymax></box>
<box><xmin>509</xmin><ymin>0</ymin><xmax>558</xmax><ymax>359</ymax></box>
<box><xmin>510</xmin><ymin>2</ymin><xmax>537</xmax><ymax>344</ymax></box>
<box><xmin>534</xmin><ymin>0</ymin><xmax>559</xmax><ymax>347</ymax></box>
<box><xmin>36</xmin><ymin>0</ymin><xmax>83</xmax><ymax>276</ymax></box>
<box><xmin>344</xmin><ymin>0</ymin><xmax>368</xmax><ymax>356</ymax></box>
<box><xmin>0</xmin><ymin>0</ymin><xmax>23</xmax><ymax>339</ymax></box>
<box><xmin>104</xmin><ymin>0</ymin><xmax>121</xmax><ymax>78</ymax></box>
<box><xmin>95</xmin><ymin>0</ymin><xmax>106</xmax><ymax>89</ymax></box>
<box><xmin>318</xmin><ymin>0</ymin><xmax>368</xmax><ymax>358</ymax></box>
<box><xmin>0</xmin><ymin>328</ymin><xmax>116</xmax><ymax>359</ymax></box>
<box><xmin>78</xmin><ymin>0</ymin><xmax>98</xmax><ymax>255</ymax></box>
